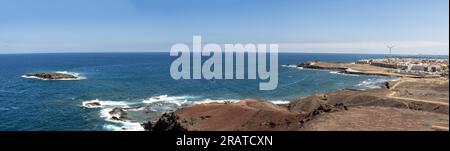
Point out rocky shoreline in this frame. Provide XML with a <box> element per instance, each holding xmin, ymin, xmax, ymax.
<box><xmin>141</xmin><ymin>61</ymin><xmax>449</xmax><ymax>131</ymax></box>
<box><xmin>143</xmin><ymin>85</ymin><xmax>448</xmax><ymax>131</ymax></box>
<box><xmin>297</xmin><ymin>61</ymin><xmax>430</xmax><ymax>77</ymax></box>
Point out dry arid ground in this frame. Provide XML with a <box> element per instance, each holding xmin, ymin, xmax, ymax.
<box><xmin>301</xmin><ymin>106</ymin><xmax>449</xmax><ymax>131</ymax></box>
<box><xmin>389</xmin><ymin>78</ymin><xmax>449</xmax><ymax>104</ymax></box>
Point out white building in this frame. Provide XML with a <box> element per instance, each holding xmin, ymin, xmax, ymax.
<box><xmin>408</xmin><ymin>64</ymin><xmax>426</xmax><ymax>72</ymax></box>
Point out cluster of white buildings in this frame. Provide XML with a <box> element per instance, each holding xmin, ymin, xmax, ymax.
<box><xmin>356</xmin><ymin>58</ymin><xmax>449</xmax><ymax>76</ymax></box>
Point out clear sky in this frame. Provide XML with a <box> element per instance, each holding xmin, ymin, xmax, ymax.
<box><xmin>0</xmin><ymin>0</ymin><xmax>448</xmax><ymax>55</ymax></box>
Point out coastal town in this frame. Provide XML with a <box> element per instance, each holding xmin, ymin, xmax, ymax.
<box><xmin>296</xmin><ymin>56</ymin><xmax>449</xmax><ymax>79</ymax></box>
<box><xmin>356</xmin><ymin>57</ymin><xmax>449</xmax><ymax>77</ymax></box>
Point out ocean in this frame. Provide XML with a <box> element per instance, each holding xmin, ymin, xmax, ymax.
<box><xmin>0</xmin><ymin>52</ymin><xmax>394</xmax><ymax>131</ymax></box>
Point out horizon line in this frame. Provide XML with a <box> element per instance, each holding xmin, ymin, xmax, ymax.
<box><xmin>0</xmin><ymin>51</ymin><xmax>448</xmax><ymax>56</ymax></box>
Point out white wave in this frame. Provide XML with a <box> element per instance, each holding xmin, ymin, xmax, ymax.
<box><xmin>142</xmin><ymin>95</ymin><xmax>192</xmax><ymax>106</ymax></box>
<box><xmin>21</xmin><ymin>75</ymin><xmax>47</xmax><ymax>80</ymax></box>
<box><xmin>355</xmin><ymin>78</ymin><xmax>392</xmax><ymax>89</ymax></box>
<box><xmin>125</xmin><ymin>106</ymin><xmax>146</xmax><ymax>111</ymax></box>
<box><xmin>99</xmin><ymin>108</ymin><xmax>115</xmax><ymax>119</ymax></box>
<box><xmin>329</xmin><ymin>71</ymin><xmax>339</xmax><ymax>74</ymax></box>
<box><xmin>194</xmin><ymin>99</ymin><xmax>289</xmax><ymax>105</ymax></box>
<box><xmin>270</xmin><ymin>100</ymin><xmax>291</xmax><ymax>104</ymax></box>
<box><xmin>82</xmin><ymin>99</ymin><xmax>134</xmax><ymax>108</ymax></box>
<box><xmin>329</xmin><ymin>71</ymin><xmax>361</xmax><ymax>77</ymax></box>
<box><xmin>193</xmin><ymin>99</ymin><xmax>241</xmax><ymax>105</ymax></box>
<box><xmin>103</xmin><ymin>123</ymin><xmax>144</xmax><ymax>131</ymax></box>
<box><xmin>21</xmin><ymin>71</ymin><xmax>86</xmax><ymax>80</ymax></box>
<box><xmin>83</xmin><ymin>99</ymin><xmax>151</xmax><ymax>131</ymax></box>
<box><xmin>142</xmin><ymin>95</ymin><xmax>240</xmax><ymax>106</ymax></box>
<box><xmin>55</xmin><ymin>71</ymin><xmax>87</xmax><ymax>80</ymax></box>
<box><xmin>100</xmin><ymin>108</ymin><xmax>145</xmax><ymax>131</ymax></box>
<box><xmin>82</xmin><ymin>98</ymin><xmax>149</xmax><ymax>131</ymax></box>
<box><xmin>281</xmin><ymin>64</ymin><xmax>303</xmax><ymax>69</ymax></box>
<box><xmin>284</xmin><ymin>65</ymin><xmax>340</xmax><ymax>73</ymax></box>
<box><xmin>281</xmin><ymin>64</ymin><xmax>297</xmax><ymax>68</ymax></box>
<box><xmin>144</xmin><ymin>95</ymin><xmax>289</xmax><ymax>106</ymax></box>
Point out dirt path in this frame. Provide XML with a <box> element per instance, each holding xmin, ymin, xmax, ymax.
<box><xmin>431</xmin><ymin>125</ymin><xmax>450</xmax><ymax>131</ymax></box>
<box><xmin>301</xmin><ymin>106</ymin><xmax>449</xmax><ymax>131</ymax></box>
<box><xmin>387</xmin><ymin>79</ymin><xmax>449</xmax><ymax>106</ymax></box>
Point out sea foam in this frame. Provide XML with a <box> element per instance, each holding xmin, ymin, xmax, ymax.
<box><xmin>329</xmin><ymin>71</ymin><xmax>360</xmax><ymax>77</ymax></box>
<box><xmin>281</xmin><ymin>64</ymin><xmax>303</xmax><ymax>69</ymax></box>
<box><xmin>142</xmin><ymin>95</ymin><xmax>192</xmax><ymax>106</ymax></box>
<box><xmin>100</xmin><ymin>108</ymin><xmax>145</xmax><ymax>131</ymax></box>
<box><xmin>82</xmin><ymin>99</ymin><xmax>133</xmax><ymax>108</ymax></box>
<box><xmin>82</xmin><ymin>99</ymin><xmax>146</xmax><ymax>131</ymax></box>
<box><xmin>355</xmin><ymin>78</ymin><xmax>395</xmax><ymax>89</ymax></box>
<box><xmin>270</xmin><ymin>100</ymin><xmax>291</xmax><ymax>104</ymax></box>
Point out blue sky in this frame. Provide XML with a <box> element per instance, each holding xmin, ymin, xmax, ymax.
<box><xmin>0</xmin><ymin>0</ymin><xmax>448</xmax><ymax>54</ymax></box>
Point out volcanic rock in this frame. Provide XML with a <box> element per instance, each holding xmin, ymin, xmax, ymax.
<box><xmin>25</xmin><ymin>72</ymin><xmax>77</xmax><ymax>80</ymax></box>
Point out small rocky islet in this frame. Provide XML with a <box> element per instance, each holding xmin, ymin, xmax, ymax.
<box><xmin>24</xmin><ymin>72</ymin><xmax>78</xmax><ymax>80</ymax></box>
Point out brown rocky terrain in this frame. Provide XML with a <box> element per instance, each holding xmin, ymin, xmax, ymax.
<box><xmin>289</xmin><ymin>87</ymin><xmax>448</xmax><ymax>114</ymax></box>
<box><xmin>301</xmin><ymin>106</ymin><xmax>449</xmax><ymax>131</ymax></box>
<box><xmin>143</xmin><ymin>62</ymin><xmax>449</xmax><ymax>131</ymax></box>
<box><xmin>144</xmin><ymin>77</ymin><xmax>448</xmax><ymax>131</ymax></box>
<box><xmin>389</xmin><ymin>78</ymin><xmax>449</xmax><ymax>104</ymax></box>
<box><xmin>147</xmin><ymin>99</ymin><xmax>308</xmax><ymax>131</ymax></box>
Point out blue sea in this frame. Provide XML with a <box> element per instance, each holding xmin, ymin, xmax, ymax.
<box><xmin>0</xmin><ymin>52</ymin><xmax>394</xmax><ymax>131</ymax></box>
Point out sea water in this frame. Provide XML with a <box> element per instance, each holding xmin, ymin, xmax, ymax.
<box><xmin>0</xmin><ymin>52</ymin><xmax>395</xmax><ymax>131</ymax></box>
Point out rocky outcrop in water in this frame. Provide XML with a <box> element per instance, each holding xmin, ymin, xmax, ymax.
<box><xmin>83</xmin><ymin>102</ymin><xmax>101</xmax><ymax>108</ymax></box>
<box><xmin>109</xmin><ymin>107</ymin><xmax>130</xmax><ymax>121</ymax></box>
<box><xmin>25</xmin><ymin>72</ymin><xmax>78</xmax><ymax>80</ymax></box>
<box><xmin>297</xmin><ymin>62</ymin><xmax>348</xmax><ymax>71</ymax></box>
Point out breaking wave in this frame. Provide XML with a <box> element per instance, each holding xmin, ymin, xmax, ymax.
<box><xmin>355</xmin><ymin>78</ymin><xmax>394</xmax><ymax>89</ymax></box>
<box><xmin>270</xmin><ymin>100</ymin><xmax>291</xmax><ymax>104</ymax></box>
<box><xmin>100</xmin><ymin>108</ymin><xmax>145</xmax><ymax>131</ymax></box>
<box><xmin>82</xmin><ymin>99</ymin><xmax>136</xmax><ymax>108</ymax></box>
<box><xmin>329</xmin><ymin>71</ymin><xmax>360</xmax><ymax>77</ymax></box>
<box><xmin>281</xmin><ymin>64</ymin><xmax>303</xmax><ymax>69</ymax></box>
<box><xmin>142</xmin><ymin>95</ymin><xmax>193</xmax><ymax>106</ymax></box>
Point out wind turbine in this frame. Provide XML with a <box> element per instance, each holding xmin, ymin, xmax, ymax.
<box><xmin>387</xmin><ymin>45</ymin><xmax>395</xmax><ymax>58</ymax></box>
